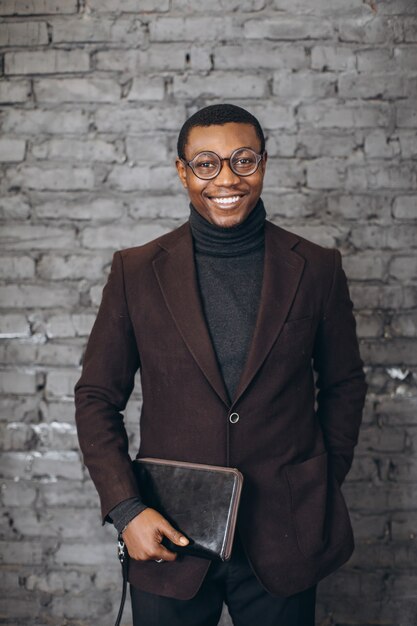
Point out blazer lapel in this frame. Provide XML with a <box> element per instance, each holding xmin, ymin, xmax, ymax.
<box><xmin>232</xmin><ymin>222</ymin><xmax>305</xmax><ymax>405</ymax></box>
<box><xmin>153</xmin><ymin>225</ymin><xmax>230</xmax><ymax>407</ymax></box>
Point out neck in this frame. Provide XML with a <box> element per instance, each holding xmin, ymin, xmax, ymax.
<box><xmin>189</xmin><ymin>198</ymin><xmax>266</xmax><ymax>258</ymax></box>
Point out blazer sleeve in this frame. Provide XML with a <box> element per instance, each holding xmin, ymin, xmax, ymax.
<box><xmin>74</xmin><ymin>251</ymin><xmax>142</xmax><ymax>523</ymax></box>
<box><xmin>313</xmin><ymin>249</ymin><xmax>367</xmax><ymax>486</ymax></box>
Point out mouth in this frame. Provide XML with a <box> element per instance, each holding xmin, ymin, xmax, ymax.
<box><xmin>208</xmin><ymin>195</ymin><xmax>244</xmax><ymax>207</ymax></box>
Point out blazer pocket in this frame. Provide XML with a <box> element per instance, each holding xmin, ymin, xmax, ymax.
<box><xmin>285</xmin><ymin>452</ymin><xmax>328</xmax><ymax>559</ymax></box>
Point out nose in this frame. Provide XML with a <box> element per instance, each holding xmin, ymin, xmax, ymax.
<box><xmin>214</xmin><ymin>159</ymin><xmax>241</xmax><ymax>186</ymax></box>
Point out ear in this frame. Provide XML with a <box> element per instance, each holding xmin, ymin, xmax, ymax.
<box><xmin>176</xmin><ymin>158</ymin><xmax>188</xmax><ymax>189</ymax></box>
<box><xmin>261</xmin><ymin>151</ymin><xmax>268</xmax><ymax>173</ymax></box>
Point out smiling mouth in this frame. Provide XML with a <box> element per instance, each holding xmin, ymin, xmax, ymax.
<box><xmin>209</xmin><ymin>195</ymin><xmax>243</xmax><ymax>206</ymax></box>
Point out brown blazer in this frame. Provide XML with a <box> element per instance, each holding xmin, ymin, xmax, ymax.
<box><xmin>74</xmin><ymin>219</ymin><xmax>367</xmax><ymax>599</ymax></box>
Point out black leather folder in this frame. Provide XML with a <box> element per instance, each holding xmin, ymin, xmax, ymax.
<box><xmin>133</xmin><ymin>458</ymin><xmax>244</xmax><ymax>561</ymax></box>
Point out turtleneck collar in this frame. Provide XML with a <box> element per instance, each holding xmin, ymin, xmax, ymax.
<box><xmin>189</xmin><ymin>198</ymin><xmax>266</xmax><ymax>257</ymax></box>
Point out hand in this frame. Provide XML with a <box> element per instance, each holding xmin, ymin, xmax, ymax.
<box><xmin>121</xmin><ymin>508</ymin><xmax>189</xmax><ymax>562</ymax></box>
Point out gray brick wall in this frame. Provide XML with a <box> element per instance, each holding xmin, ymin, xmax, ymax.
<box><xmin>0</xmin><ymin>0</ymin><xmax>416</xmax><ymax>624</ymax></box>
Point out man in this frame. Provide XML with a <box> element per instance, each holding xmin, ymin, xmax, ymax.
<box><xmin>75</xmin><ymin>104</ymin><xmax>367</xmax><ymax>626</ymax></box>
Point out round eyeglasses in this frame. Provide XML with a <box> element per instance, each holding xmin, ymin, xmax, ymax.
<box><xmin>182</xmin><ymin>147</ymin><xmax>265</xmax><ymax>180</ymax></box>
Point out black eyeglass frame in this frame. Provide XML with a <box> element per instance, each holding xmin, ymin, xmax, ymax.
<box><xmin>181</xmin><ymin>147</ymin><xmax>266</xmax><ymax>180</ymax></box>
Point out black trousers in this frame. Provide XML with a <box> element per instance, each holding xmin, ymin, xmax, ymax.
<box><xmin>130</xmin><ymin>536</ymin><xmax>316</xmax><ymax>626</ymax></box>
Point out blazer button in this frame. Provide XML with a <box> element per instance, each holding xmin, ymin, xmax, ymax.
<box><xmin>229</xmin><ymin>412</ymin><xmax>239</xmax><ymax>424</ymax></box>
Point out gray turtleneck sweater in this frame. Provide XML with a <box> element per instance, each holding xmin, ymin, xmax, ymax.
<box><xmin>109</xmin><ymin>199</ymin><xmax>266</xmax><ymax>533</ymax></box>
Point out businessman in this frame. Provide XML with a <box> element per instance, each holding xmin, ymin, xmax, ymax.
<box><xmin>75</xmin><ymin>103</ymin><xmax>367</xmax><ymax>625</ymax></box>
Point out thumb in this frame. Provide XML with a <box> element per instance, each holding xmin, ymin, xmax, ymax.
<box><xmin>160</xmin><ymin>519</ymin><xmax>189</xmax><ymax>546</ymax></box>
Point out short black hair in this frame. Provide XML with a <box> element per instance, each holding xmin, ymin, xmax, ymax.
<box><xmin>177</xmin><ymin>103</ymin><xmax>265</xmax><ymax>160</ymax></box>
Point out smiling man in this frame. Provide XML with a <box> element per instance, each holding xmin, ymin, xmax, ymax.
<box><xmin>75</xmin><ymin>104</ymin><xmax>367</xmax><ymax>626</ymax></box>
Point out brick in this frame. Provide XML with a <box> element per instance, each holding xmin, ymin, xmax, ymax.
<box><xmin>2</xmin><ymin>109</ymin><xmax>89</xmax><ymax>134</ymax></box>
<box><xmin>1</xmin><ymin>480</ymin><xmax>37</xmax><ymax>507</ymax></box>
<box><xmin>298</xmin><ymin>100</ymin><xmax>391</xmax><ymax>128</ymax></box>
<box><xmin>32</xmin><ymin>421</ymin><xmax>79</xmax><ymax>451</ymax></box>
<box><xmin>7</xmin><ymin>166</ymin><xmax>95</xmax><ymax>191</ymax></box>
<box><xmin>356</xmin><ymin>48</ymin><xmax>396</xmax><ymax>72</ymax></box>
<box><xmin>263</xmin><ymin>132</ymin><xmax>296</xmax><ymax>158</ymax></box>
<box><xmin>0</xmin><ymin>422</ymin><xmax>33</xmax><ymax>451</ymax></box>
<box><xmin>5</xmin><ymin>50</ymin><xmax>89</xmax><ymax>75</ymax></box>
<box><xmin>0</xmin><ymin>21</ymin><xmax>48</xmax><ymax>46</ymax></box>
<box><xmin>31</xmin><ymin>451</ymin><xmax>83</xmax><ymax>480</ymax></box>
<box><xmin>306</xmin><ymin>157</ymin><xmax>347</xmax><ymax>189</ymax></box>
<box><xmin>311</xmin><ymin>45</ymin><xmax>356</xmax><ymax>71</ymax></box>
<box><xmin>242</xmin><ymin>102</ymin><xmax>296</xmax><ymax>131</ymax></box>
<box><xmin>45</xmin><ymin>314</ymin><xmax>95</xmax><ymax>338</ymax></box>
<box><xmin>126</xmin><ymin>77</ymin><xmax>165</xmax><ymax>101</ymax></box>
<box><xmin>127</xmin><ymin>194</ymin><xmax>188</xmax><ymax>220</ymax></box>
<box><xmin>0</xmin><ymin>284</ymin><xmax>78</xmax><ymax>308</ymax></box>
<box><xmin>346</xmin><ymin>163</ymin><xmax>416</xmax><ymax>192</ymax></box>
<box><xmin>349</xmin><ymin>284</ymin><xmax>415</xmax><ymax>309</ymax></box>
<box><xmin>263</xmin><ymin>158</ymin><xmax>305</xmax><ymax>189</ymax></box>
<box><xmin>360</xmin><ymin>339</ymin><xmax>417</xmax><ymax>365</ymax></box>
<box><xmin>391</xmin><ymin>313</ymin><xmax>417</xmax><ymax>337</ymax></box>
<box><xmin>81</xmin><ymin>222</ymin><xmax>170</xmax><ymax>249</ymax></box>
<box><xmin>173</xmin><ymin>0</ymin><xmax>265</xmax><ymax>9</ymax></box>
<box><xmin>273</xmin><ymin>70</ymin><xmax>336</xmax><ymax>99</ymax></box>
<box><xmin>262</xmin><ymin>192</ymin><xmax>323</xmax><ymax>219</ymax></box>
<box><xmin>214</xmin><ymin>44</ymin><xmax>308</xmax><ymax>71</ymax></box>
<box><xmin>55</xmin><ymin>541</ymin><xmax>115</xmax><ymax>566</ymax></box>
<box><xmin>396</xmin><ymin>103</ymin><xmax>417</xmax><ymax>128</ymax></box>
<box><xmin>277</xmin><ymin>224</ymin><xmax>345</xmax><ymax>248</ymax></box>
<box><xmin>39</xmin><ymin>399</ymin><xmax>77</xmax><ymax>424</ymax></box>
<box><xmin>125</xmin><ymin>135</ymin><xmax>169</xmax><ymax>162</ymax></box>
<box><xmin>0</xmin><ymin>341</ymin><xmax>82</xmax><ymax>367</ymax></box>
<box><xmin>404</xmin><ymin>17</ymin><xmax>417</xmax><ymax>41</ymax></box>
<box><xmin>350</xmin><ymin>225</ymin><xmax>417</xmax><ymax>250</ymax></box>
<box><xmin>32</xmin><ymin>138</ymin><xmax>125</xmax><ymax>163</ymax></box>
<box><xmin>364</xmin><ymin>130</ymin><xmax>401</xmax><ymax>159</ymax></box>
<box><xmin>0</xmin><ymin>256</ymin><xmax>35</xmax><ymax>279</ymax></box>
<box><xmin>376</xmin><ymin>0</ymin><xmax>417</xmax><ymax>15</ymax></box>
<box><xmin>35</xmin><ymin>196</ymin><xmax>124</xmax><ymax>221</ymax></box>
<box><xmin>0</xmin><ymin>314</ymin><xmax>30</xmax><ymax>339</ymax></box>
<box><xmin>34</xmin><ymin>78</ymin><xmax>121</xmax><ymax>103</ymax></box>
<box><xmin>150</xmin><ymin>17</ymin><xmax>241</xmax><ymax>42</ymax></box>
<box><xmin>327</xmin><ymin>195</ymin><xmax>392</xmax><ymax>222</ymax></box>
<box><xmin>38</xmin><ymin>479</ymin><xmax>97</xmax><ymax>508</ymax></box>
<box><xmin>398</xmin><ymin>130</ymin><xmax>417</xmax><ymax>158</ymax></box>
<box><xmin>0</xmin><ymin>0</ymin><xmax>77</xmax><ymax>15</ymax></box>
<box><xmin>106</xmin><ymin>164</ymin><xmax>177</xmax><ymax>191</ymax></box>
<box><xmin>0</xmin><ymin>225</ymin><xmax>75</xmax><ymax>251</ymax></box>
<box><xmin>25</xmin><ymin>569</ymin><xmax>91</xmax><ymax>594</ymax></box>
<box><xmin>338</xmin><ymin>72</ymin><xmax>408</xmax><ymax>99</ymax></box>
<box><xmin>342</xmin><ymin>253</ymin><xmax>387</xmax><ymax>281</ymax></box>
<box><xmin>245</xmin><ymin>17</ymin><xmax>333</xmax><ymax>40</ymax></box>
<box><xmin>0</xmin><ymin>396</ymin><xmax>40</xmax><ymax>422</ymax></box>
<box><xmin>0</xmin><ymin>541</ymin><xmax>42</xmax><ymax>565</ymax></box>
<box><xmin>0</xmin><ymin>138</ymin><xmax>26</xmax><ymax>162</ymax></box>
<box><xmin>0</xmin><ymin>370</ymin><xmax>37</xmax><ymax>394</ymax></box>
<box><xmin>394</xmin><ymin>46</ymin><xmax>417</xmax><ymax>71</ymax></box>
<box><xmin>377</xmin><ymin>397</ymin><xmax>417</xmax><ymax>426</ymax></box>
<box><xmin>52</xmin><ymin>18</ymin><xmax>145</xmax><ymax>44</ymax></box>
<box><xmin>393</xmin><ymin>195</ymin><xmax>416</xmax><ymax>219</ymax></box>
<box><xmin>94</xmin><ymin>46</ymin><xmax>186</xmax><ymax>72</ymax></box>
<box><xmin>338</xmin><ymin>15</ymin><xmax>402</xmax><ymax>43</ymax></box>
<box><xmin>46</xmin><ymin>369</ymin><xmax>80</xmax><ymax>397</ymax></box>
<box><xmin>0</xmin><ymin>80</ymin><xmax>31</xmax><ymax>103</ymax></box>
<box><xmin>87</xmin><ymin>0</ymin><xmax>170</xmax><ymax>11</ymax></box>
<box><xmin>94</xmin><ymin>105</ymin><xmax>186</xmax><ymax>133</ymax></box>
<box><xmin>173</xmin><ymin>72</ymin><xmax>267</xmax><ymax>99</ymax></box>
<box><xmin>37</xmin><ymin>254</ymin><xmax>106</xmax><ymax>280</ymax></box>
<box><xmin>390</xmin><ymin>255</ymin><xmax>417</xmax><ymax>281</ymax></box>
<box><xmin>295</xmin><ymin>131</ymin><xmax>357</xmax><ymax>158</ymax></box>
<box><xmin>272</xmin><ymin>0</ymin><xmax>358</xmax><ymax>11</ymax></box>
<box><xmin>356</xmin><ymin>312</ymin><xmax>384</xmax><ymax>338</ymax></box>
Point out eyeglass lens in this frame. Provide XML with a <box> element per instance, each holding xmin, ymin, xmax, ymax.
<box><xmin>191</xmin><ymin>148</ymin><xmax>260</xmax><ymax>179</ymax></box>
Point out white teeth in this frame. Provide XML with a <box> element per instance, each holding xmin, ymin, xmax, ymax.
<box><xmin>211</xmin><ymin>196</ymin><xmax>241</xmax><ymax>205</ymax></box>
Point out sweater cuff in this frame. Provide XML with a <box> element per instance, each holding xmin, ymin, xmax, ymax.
<box><xmin>108</xmin><ymin>496</ymin><xmax>148</xmax><ymax>534</ymax></box>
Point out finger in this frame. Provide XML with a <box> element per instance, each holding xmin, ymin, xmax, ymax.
<box><xmin>155</xmin><ymin>545</ymin><xmax>178</xmax><ymax>562</ymax></box>
<box><xmin>160</xmin><ymin>521</ymin><xmax>189</xmax><ymax>546</ymax></box>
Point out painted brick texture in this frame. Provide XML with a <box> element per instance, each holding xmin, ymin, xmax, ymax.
<box><xmin>0</xmin><ymin>0</ymin><xmax>416</xmax><ymax>624</ymax></box>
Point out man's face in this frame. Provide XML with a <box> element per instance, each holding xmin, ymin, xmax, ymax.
<box><xmin>176</xmin><ymin>122</ymin><xmax>267</xmax><ymax>228</ymax></box>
